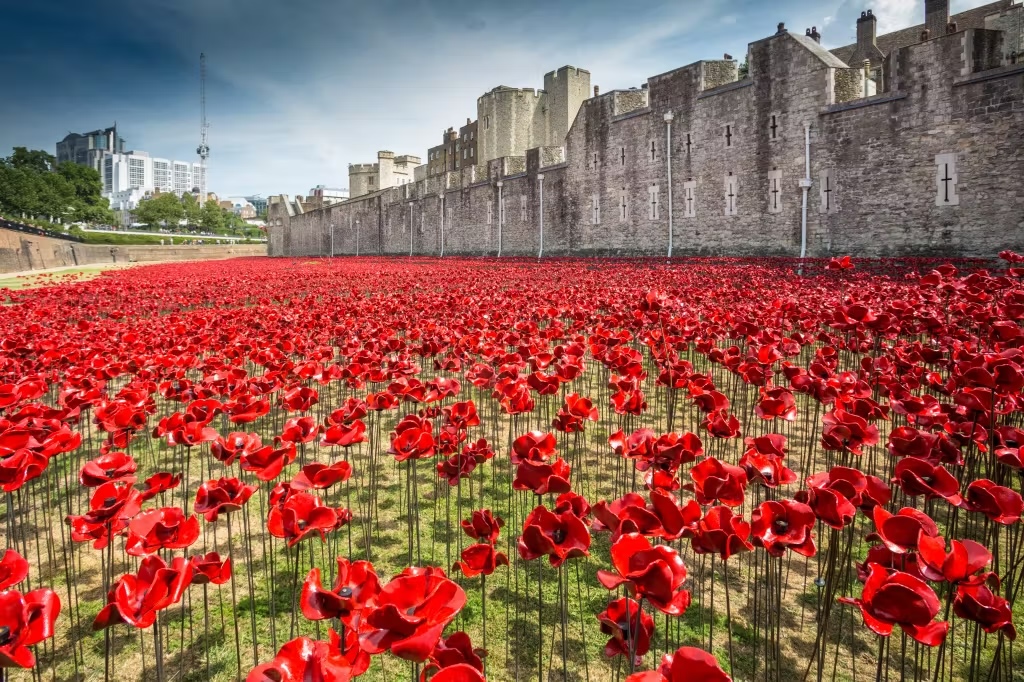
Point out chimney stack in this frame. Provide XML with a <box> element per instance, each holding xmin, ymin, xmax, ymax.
<box><xmin>925</xmin><ymin>0</ymin><xmax>949</xmax><ymax>41</ymax></box>
<box><xmin>810</xmin><ymin>26</ymin><xmax>821</xmax><ymax>42</ymax></box>
<box><xmin>594</xmin><ymin>85</ymin><xmax>600</xmax><ymax>97</ymax></box>
<box><xmin>857</xmin><ymin>10</ymin><xmax>877</xmax><ymax>50</ymax></box>
<box><xmin>778</xmin><ymin>22</ymin><xmax>786</xmax><ymax>34</ymax></box>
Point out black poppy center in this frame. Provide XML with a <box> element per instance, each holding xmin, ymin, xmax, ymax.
<box><xmin>773</xmin><ymin>519</ymin><xmax>790</xmax><ymax>533</ymax></box>
<box><xmin>922</xmin><ymin>475</ymin><xmax>934</xmax><ymax>484</ymax></box>
<box><xmin>103</xmin><ymin>497</ymin><xmax>117</xmax><ymax>507</ymax></box>
<box><xmin>552</xmin><ymin>528</ymin><xmax>566</xmax><ymax>544</ymax></box>
<box><xmin>339</xmin><ymin>587</ymin><xmax>353</xmax><ymax>598</ymax></box>
<box><xmin>0</xmin><ymin>625</ymin><xmax>10</xmax><ymax>646</ymax></box>
<box><xmin>297</xmin><ymin>520</ymin><xmax>307</xmax><ymax>530</ymax></box>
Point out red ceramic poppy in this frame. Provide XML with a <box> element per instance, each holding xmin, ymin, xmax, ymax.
<box><xmin>79</xmin><ymin>451</ymin><xmax>138</xmax><ymax>487</ymax></box>
<box><xmin>517</xmin><ymin>505</ymin><xmax>591</xmax><ymax>567</ymax></box>
<box><xmin>609</xmin><ymin>429</ymin><xmax>655</xmax><ymax>461</ymax></box>
<box><xmin>300</xmin><ymin>557</ymin><xmax>380</xmax><ymax>625</ymax></box>
<box><xmin>510</xmin><ymin>431</ymin><xmax>557</xmax><ymax>465</ymax></box>
<box><xmin>189</xmin><ymin>552</ymin><xmax>232</xmax><ymax>586</ymax></box>
<box><xmin>593</xmin><ymin>491</ymin><xmax>699</xmax><ymax>541</ymax></box>
<box><xmin>960</xmin><ymin>479</ymin><xmax>1024</xmax><ymax>525</ymax></box>
<box><xmin>437</xmin><ymin>450</ymin><xmax>477</xmax><ymax>485</ymax></box>
<box><xmin>321</xmin><ymin>419</ymin><xmax>367</xmax><ymax>448</ymax></box>
<box><xmin>424</xmin><ymin>631</ymin><xmax>485</xmax><ymax>677</ymax></box>
<box><xmin>267</xmin><ymin>492</ymin><xmax>342</xmax><ymax>547</ymax></box>
<box><xmin>552</xmin><ymin>392</ymin><xmax>599</xmax><ymax>433</ymax></box>
<box><xmin>755</xmin><ymin>386</ymin><xmax>797</xmax><ymax>421</ymax></box>
<box><xmin>125</xmin><ymin>507</ymin><xmax>201</xmax><ymax>556</ymax></box>
<box><xmin>623</xmin><ymin>645</ymin><xmax>731</xmax><ymax>682</ymax></box>
<box><xmin>892</xmin><ymin>457</ymin><xmax>962</xmax><ymax>505</ymax></box>
<box><xmin>0</xmin><ymin>549</ymin><xmax>29</xmax><ymax>591</ymax></box>
<box><xmin>211</xmin><ymin>432</ymin><xmax>263</xmax><ymax>465</ymax></box>
<box><xmin>452</xmin><ymin>543</ymin><xmax>509</xmax><ymax>577</ymax></box>
<box><xmin>686</xmin><ymin>506</ymin><xmax>754</xmax><ymax>561</ymax></box>
<box><xmin>359</xmin><ymin>567</ymin><xmax>466</xmax><ymax>662</ymax></box>
<box><xmin>247</xmin><ymin>629</ymin><xmax>370</xmax><ymax>681</ymax></box>
<box><xmin>194</xmin><ymin>477</ymin><xmax>258</xmax><ymax>522</ymax></box>
<box><xmin>597</xmin><ymin>597</ymin><xmax>654</xmax><ymax>665</ymax></box>
<box><xmin>67</xmin><ymin>480</ymin><xmax>143</xmax><ymax>549</ymax></box>
<box><xmin>554</xmin><ymin>491</ymin><xmax>592</xmax><ymax>521</ymax></box>
<box><xmin>821</xmin><ymin>408</ymin><xmax>879</xmax><ymax>455</ymax></box>
<box><xmin>388</xmin><ymin>414</ymin><xmax>436</xmax><ymax>462</ymax></box>
<box><xmin>953</xmin><ymin>583</ymin><xmax>1017</xmax><ymax>640</ymax></box>
<box><xmin>598</xmin><ymin>533</ymin><xmax>691</xmax><ymax>615</ymax></box>
<box><xmin>866</xmin><ymin>506</ymin><xmax>940</xmax><ymax>555</ymax></box>
<box><xmin>750</xmin><ymin>499</ymin><xmax>816</xmax><ymax>557</ymax></box>
<box><xmin>293</xmin><ymin>461</ymin><xmax>352</xmax><ymax>491</ymax></box>
<box><xmin>241</xmin><ymin>442</ymin><xmax>298</xmax><ymax>482</ymax></box>
<box><xmin>429</xmin><ymin>663</ymin><xmax>486</xmax><ymax>682</ymax></box>
<box><xmin>461</xmin><ymin>509</ymin><xmax>503</xmax><ymax>543</ymax></box>
<box><xmin>917</xmin><ymin>535</ymin><xmax>993</xmax><ymax>585</ymax></box>
<box><xmin>93</xmin><ymin>555</ymin><xmax>193</xmax><ymax>630</ymax></box>
<box><xmin>139</xmin><ymin>472</ymin><xmax>181</xmax><ymax>501</ymax></box>
<box><xmin>0</xmin><ymin>588</ymin><xmax>60</xmax><ymax>668</ymax></box>
<box><xmin>838</xmin><ymin>563</ymin><xmax>948</xmax><ymax>646</ymax></box>
<box><xmin>685</xmin><ymin>457</ymin><xmax>748</xmax><ymax>507</ymax></box>
<box><xmin>444</xmin><ymin>401</ymin><xmax>480</xmax><ymax>430</ymax></box>
<box><xmin>513</xmin><ymin>458</ymin><xmax>572</xmax><ymax>496</ymax></box>
<box><xmin>281</xmin><ymin>416</ymin><xmax>321</xmax><ymax>444</ymax></box>
<box><xmin>280</xmin><ymin>385</ymin><xmax>319</xmax><ymax>412</ymax></box>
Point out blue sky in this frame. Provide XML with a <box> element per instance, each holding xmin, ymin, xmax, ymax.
<box><xmin>0</xmin><ymin>0</ymin><xmax>1000</xmax><ymax>197</ymax></box>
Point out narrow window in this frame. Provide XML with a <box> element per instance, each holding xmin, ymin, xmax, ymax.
<box><xmin>725</xmin><ymin>124</ymin><xmax>733</xmax><ymax>147</ymax></box>
<box><xmin>619</xmin><ymin>188</ymin><xmax>628</xmax><ymax>221</ymax></box>
<box><xmin>648</xmin><ymin>184</ymin><xmax>660</xmax><ymax>219</ymax></box>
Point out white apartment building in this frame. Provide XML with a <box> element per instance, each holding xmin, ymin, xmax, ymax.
<box><xmin>101</xmin><ymin>152</ymin><xmax>207</xmax><ymax>209</ymax></box>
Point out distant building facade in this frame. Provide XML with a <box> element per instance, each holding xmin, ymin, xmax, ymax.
<box><xmin>348</xmin><ymin>151</ymin><xmax>421</xmax><ymax>198</ymax></box>
<box><xmin>246</xmin><ymin>195</ymin><xmax>268</xmax><ymax>214</ymax></box>
<box><xmin>56</xmin><ymin>126</ymin><xmax>126</xmax><ymax>172</ymax></box>
<box><xmin>101</xmin><ymin>151</ymin><xmax>206</xmax><ymax>210</ymax></box>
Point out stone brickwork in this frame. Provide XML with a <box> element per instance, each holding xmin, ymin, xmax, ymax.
<box><xmin>269</xmin><ymin>11</ymin><xmax>1024</xmax><ymax>260</ymax></box>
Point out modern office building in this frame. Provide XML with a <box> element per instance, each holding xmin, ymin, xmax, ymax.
<box><xmin>56</xmin><ymin>126</ymin><xmax>126</xmax><ymax>172</ymax></box>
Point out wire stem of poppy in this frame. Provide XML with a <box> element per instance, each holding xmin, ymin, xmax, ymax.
<box><xmin>227</xmin><ymin>513</ymin><xmax>243</xmax><ymax>681</ymax></box>
<box><xmin>722</xmin><ymin>557</ymin><xmax>736</xmax><ymax>678</ymax></box>
<box><xmin>482</xmin><ymin>573</ymin><xmax>488</xmax><ymax>676</ymax></box>
<box><xmin>538</xmin><ymin>558</ymin><xmax>544</xmax><ymax>682</ymax></box>
<box><xmin>154</xmin><ymin>610</ymin><xmax>165</xmax><ymax>682</ymax></box>
<box><xmin>290</xmin><ymin>543</ymin><xmax>300</xmax><ymax>639</ymax></box>
<box><xmin>560</xmin><ymin>563</ymin><xmax>568</xmax><ymax>681</ymax></box>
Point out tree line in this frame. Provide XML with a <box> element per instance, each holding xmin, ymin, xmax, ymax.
<box><xmin>0</xmin><ymin>147</ymin><xmax>114</xmax><ymax>224</ymax></box>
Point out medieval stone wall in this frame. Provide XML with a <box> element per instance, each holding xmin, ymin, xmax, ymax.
<box><xmin>269</xmin><ymin>26</ymin><xmax>1024</xmax><ymax>260</ymax></box>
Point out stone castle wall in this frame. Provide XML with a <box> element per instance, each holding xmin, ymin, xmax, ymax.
<box><xmin>269</xmin><ymin>27</ymin><xmax>1024</xmax><ymax>259</ymax></box>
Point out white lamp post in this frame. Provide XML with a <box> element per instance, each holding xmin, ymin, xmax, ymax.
<box><xmin>664</xmin><ymin>111</ymin><xmax>674</xmax><ymax>258</ymax></box>
<box><xmin>537</xmin><ymin>173</ymin><xmax>545</xmax><ymax>259</ymax></box>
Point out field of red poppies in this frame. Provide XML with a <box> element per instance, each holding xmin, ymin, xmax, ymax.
<box><xmin>1</xmin><ymin>253</ymin><xmax>1023</xmax><ymax>682</ymax></box>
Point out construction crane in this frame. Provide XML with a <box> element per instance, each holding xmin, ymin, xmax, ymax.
<box><xmin>196</xmin><ymin>53</ymin><xmax>210</xmax><ymax>206</ymax></box>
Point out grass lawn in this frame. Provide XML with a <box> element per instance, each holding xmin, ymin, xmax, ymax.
<box><xmin>0</xmin><ymin>265</ymin><xmax>127</xmax><ymax>291</ymax></box>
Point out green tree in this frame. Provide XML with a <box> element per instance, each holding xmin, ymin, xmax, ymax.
<box><xmin>199</xmin><ymin>199</ymin><xmax>225</xmax><ymax>231</ymax></box>
<box><xmin>56</xmin><ymin>162</ymin><xmax>112</xmax><ymax>222</ymax></box>
<box><xmin>134</xmin><ymin>192</ymin><xmax>185</xmax><ymax>228</ymax></box>
<box><xmin>181</xmin><ymin>193</ymin><xmax>201</xmax><ymax>228</ymax></box>
<box><xmin>6</xmin><ymin>147</ymin><xmax>55</xmax><ymax>173</ymax></box>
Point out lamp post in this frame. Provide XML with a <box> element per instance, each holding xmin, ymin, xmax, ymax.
<box><xmin>438</xmin><ymin>192</ymin><xmax>445</xmax><ymax>257</ymax></box>
<box><xmin>355</xmin><ymin>218</ymin><xmax>360</xmax><ymax>257</ymax></box>
<box><xmin>664</xmin><ymin>111</ymin><xmax>674</xmax><ymax>258</ymax></box>
<box><xmin>496</xmin><ymin>180</ymin><xmax>503</xmax><ymax>257</ymax></box>
<box><xmin>329</xmin><ymin>223</ymin><xmax>335</xmax><ymax>257</ymax></box>
<box><xmin>537</xmin><ymin>173</ymin><xmax>545</xmax><ymax>259</ymax></box>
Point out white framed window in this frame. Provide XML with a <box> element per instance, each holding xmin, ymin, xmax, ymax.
<box><xmin>648</xmin><ymin>184</ymin><xmax>660</xmax><ymax>219</ymax></box>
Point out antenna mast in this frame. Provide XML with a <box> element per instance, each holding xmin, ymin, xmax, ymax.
<box><xmin>197</xmin><ymin>53</ymin><xmax>210</xmax><ymax>205</ymax></box>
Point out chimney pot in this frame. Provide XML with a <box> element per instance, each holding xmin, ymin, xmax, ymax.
<box><xmin>811</xmin><ymin>26</ymin><xmax>821</xmax><ymax>42</ymax></box>
<box><xmin>724</xmin><ymin>53</ymin><xmax>733</xmax><ymax>60</ymax></box>
<box><xmin>947</xmin><ymin>21</ymin><xmax>957</xmax><ymax>34</ymax></box>
<box><xmin>593</xmin><ymin>85</ymin><xmax>600</xmax><ymax>96</ymax></box>
<box><xmin>778</xmin><ymin>22</ymin><xmax>786</xmax><ymax>33</ymax></box>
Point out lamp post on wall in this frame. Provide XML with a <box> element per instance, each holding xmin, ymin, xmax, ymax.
<box><xmin>329</xmin><ymin>223</ymin><xmax>335</xmax><ymax>257</ymax></box>
<box><xmin>537</xmin><ymin>173</ymin><xmax>545</xmax><ymax>259</ymax></box>
<box><xmin>355</xmin><ymin>218</ymin><xmax>360</xmax><ymax>257</ymax></box>
<box><xmin>409</xmin><ymin>204</ymin><xmax>414</xmax><ymax>257</ymax></box>
<box><xmin>496</xmin><ymin>180</ymin><xmax>503</xmax><ymax>257</ymax></box>
<box><xmin>438</xmin><ymin>192</ymin><xmax>445</xmax><ymax>257</ymax></box>
<box><xmin>664</xmin><ymin>111</ymin><xmax>674</xmax><ymax>258</ymax></box>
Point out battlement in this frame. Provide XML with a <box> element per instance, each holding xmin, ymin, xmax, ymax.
<box><xmin>394</xmin><ymin>155</ymin><xmax>421</xmax><ymax>165</ymax></box>
<box><xmin>543</xmin><ymin>65</ymin><xmax>591</xmax><ymax>79</ymax></box>
<box><xmin>479</xmin><ymin>86</ymin><xmax>542</xmax><ymax>102</ymax></box>
<box><xmin>377</xmin><ymin>151</ymin><xmax>395</xmax><ymax>160</ymax></box>
<box><xmin>348</xmin><ymin>164</ymin><xmax>378</xmax><ymax>173</ymax></box>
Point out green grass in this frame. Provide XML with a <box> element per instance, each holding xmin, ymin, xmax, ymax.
<box><xmin>0</xmin><ymin>265</ymin><xmax>121</xmax><ymax>290</ymax></box>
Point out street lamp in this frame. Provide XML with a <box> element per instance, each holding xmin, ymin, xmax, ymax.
<box><xmin>355</xmin><ymin>219</ymin><xmax>360</xmax><ymax>257</ymax></box>
<box><xmin>537</xmin><ymin>173</ymin><xmax>545</xmax><ymax>259</ymax></box>
<box><xmin>438</xmin><ymin>192</ymin><xmax>445</xmax><ymax>257</ymax></box>
<box><xmin>496</xmin><ymin>180</ymin><xmax>503</xmax><ymax>257</ymax></box>
<box><xmin>329</xmin><ymin>223</ymin><xmax>335</xmax><ymax>257</ymax></box>
<box><xmin>664</xmin><ymin>111</ymin><xmax>674</xmax><ymax>258</ymax></box>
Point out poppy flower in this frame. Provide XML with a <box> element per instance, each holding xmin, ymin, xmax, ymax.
<box><xmin>953</xmin><ymin>583</ymin><xmax>1017</xmax><ymax>640</ymax></box>
<box><xmin>686</xmin><ymin>506</ymin><xmax>754</xmax><ymax>561</ymax></box>
<box><xmin>960</xmin><ymin>480</ymin><xmax>1024</xmax><ymax>525</ymax></box>
<box><xmin>609</xmin><ymin>428</ymin><xmax>655</xmax><ymax>461</ymax></box>
<box><xmin>917</xmin><ymin>535</ymin><xmax>993</xmax><ymax>585</ymax></box>
<box><xmin>241</xmin><ymin>442</ymin><xmax>297</xmax><ymax>482</ymax></box>
<box><xmin>321</xmin><ymin>419</ymin><xmax>367</xmax><ymax>448</ymax></box>
<box><xmin>552</xmin><ymin>393</ymin><xmax>599</xmax><ymax>433</ymax></box>
<box><xmin>281</xmin><ymin>416</ymin><xmax>321</xmax><ymax>444</ymax></box>
<box><xmin>838</xmin><ymin>563</ymin><xmax>948</xmax><ymax>646</ymax></box>
<box><xmin>701</xmin><ymin>410</ymin><xmax>741</xmax><ymax>438</ymax></box>
<box><xmin>461</xmin><ymin>509</ymin><xmax>503</xmax><ymax>543</ymax></box>
<box><xmin>866</xmin><ymin>506</ymin><xmax>939</xmax><ymax>555</ymax></box>
<box><xmin>513</xmin><ymin>458</ymin><xmax>572</xmax><ymax>496</ymax></box>
<box><xmin>424</xmin><ymin>631</ymin><xmax>485</xmax><ymax>676</ymax></box>
<box><xmin>452</xmin><ymin>543</ymin><xmax>509</xmax><ymax>577</ymax></box>
<box><xmin>388</xmin><ymin>414</ymin><xmax>435</xmax><ymax>462</ymax></box>
<box><xmin>211</xmin><ymin>432</ymin><xmax>263</xmax><ymax>465</ymax></box>
<box><xmin>359</xmin><ymin>567</ymin><xmax>467</xmax><ymax>662</ymax></box>
<box><xmin>300</xmin><ymin>558</ymin><xmax>380</xmax><ymax>625</ymax></box>
<box><xmin>755</xmin><ymin>386</ymin><xmax>797</xmax><ymax>421</ymax></box>
<box><xmin>611</xmin><ymin>389</ymin><xmax>647</xmax><ymax>416</ymax></box>
<box><xmin>517</xmin><ymin>505</ymin><xmax>591</xmax><ymax>567</ymax></box>
<box><xmin>79</xmin><ymin>451</ymin><xmax>137</xmax><ymax>487</ymax></box>
<box><xmin>0</xmin><ymin>588</ymin><xmax>61</xmax><ymax>668</ymax></box>
<box><xmin>194</xmin><ymin>477</ymin><xmax>258</xmax><ymax>522</ymax></box>
<box><xmin>597</xmin><ymin>597</ymin><xmax>654</xmax><ymax>665</ymax></box>
<box><xmin>685</xmin><ymin>457</ymin><xmax>747</xmax><ymax>507</ymax></box>
<box><xmin>139</xmin><ymin>472</ymin><xmax>181</xmax><ymax>501</ymax></box>
<box><xmin>280</xmin><ymin>385</ymin><xmax>319</xmax><ymax>412</ymax></box>
<box><xmin>0</xmin><ymin>549</ymin><xmax>29</xmax><ymax>591</ymax></box>
<box><xmin>598</xmin><ymin>533</ymin><xmax>691</xmax><ymax>615</ymax></box>
<box><xmin>267</xmin><ymin>492</ymin><xmax>343</xmax><ymax>547</ymax></box>
<box><xmin>68</xmin><ymin>480</ymin><xmax>143</xmax><ymax>549</ymax></box>
<box><xmin>125</xmin><ymin>507</ymin><xmax>201</xmax><ymax>556</ymax></box>
<box><xmin>554</xmin><ymin>491</ymin><xmax>592</xmax><ymax>521</ymax></box>
<box><xmin>247</xmin><ymin>629</ymin><xmax>370</xmax><ymax>681</ymax></box>
<box><xmin>739</xmin><ymin>436</ymin><xmax>797</xmax><ymax>489</ymax></box>
<box><xmin>821</xmin><ymin>408</ymin><xmax>879</xmax><ymax>455</ymax></box>
<box><xmin>593</xmin><ymin>491</ymin><xmax>699</xmax><ymax>541</ymax></box>
<box><xmin>189</xmin><ymin>553</ymin><xmax>232</xmax><ymax>586</ymax></box>
<box><xmin>225</xmin><ymin>395</ymin><xmax>271</xmax><ymax>424</ymax></box>
<box><xmin>623</xmin><ymin>645</ymin><xmax>731</xmax><ymax>682</ymax></box>
<box><xmin>93</xmin><ymin>555</ymin><xmax>193</xmax><ymax>630</ymax></box>
<box><xmin>511</xmin><ymin>431</ymin><xmax>557</xmax><ymax>465</ymax></box>
<box><xmin>750</xmin><ymin>499</ymin><xmax>816</xmax><ymax>557</ymax></box>
<box><xmin>437</xmin><ymin>451</ymin><xmax>477</xmax><ymax>485</ymax></box>
<box><xmin>892</xmin><ymin>458</ymin><xmax>962</xmax><ymax>505</ymax></box>
<box><xmin>429</xmin><ymin>664</ymin><xmax>486</xmax><ymax>682</ymax></box>
<box><xmin>463</xmin><ymin>439</ymin><xmax>494</xmax><ymax>464</ymax></box>
<box><xmin>443</xmin><ymin>401</ymin><xmax>480</xmax><ymax>430</ymax></box>
<box><xmin>293</xmin><ymin>461</ymin><xmax>352</xmax><ymax>491</ymax></box>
